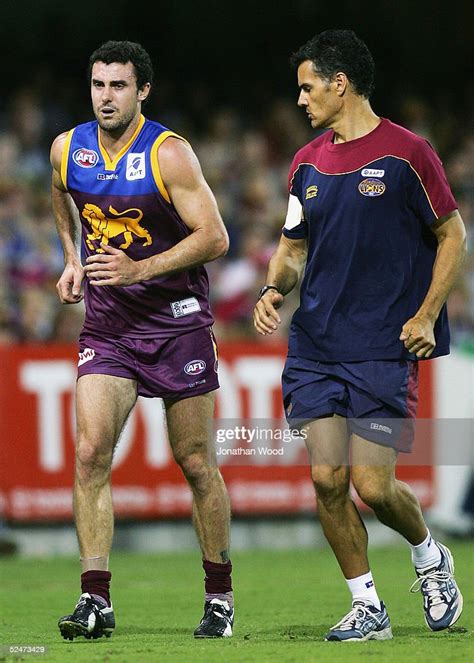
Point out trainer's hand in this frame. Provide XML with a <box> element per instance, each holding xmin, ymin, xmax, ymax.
<box><xmin>253</xmin><ymin>290</ymin><xmax>285</xmax><ymax>336</ymax></box>
<box><xmin>56</xmin><ymin>261</ymin><xmax>84</xmax><ymax>304</ymax></box>
<box><xmin>399</xmin><ymin>315</ymin><xmax>436</xmax><ymax>358</ymax></box>
<box><xmin>84</xmin><ymin>244</ymin><xmax>145</xmax><ymax>286</ymax></box>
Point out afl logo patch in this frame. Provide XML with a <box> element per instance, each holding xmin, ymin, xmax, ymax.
<box><xmin>358</xmin><ymin>178</ymin><xmax>386</xmax><ymax>197</ymax></box>
<box><xmin>184</xmin><ymin>360</ymin><xmax>207</xmax><ymax>376</ymax></box>
<box><xmin>73</xmin><ymin>148</ymin><xmax>99</xmax><ymax>168</ymax></box>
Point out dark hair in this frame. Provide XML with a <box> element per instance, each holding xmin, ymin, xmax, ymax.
<box><xmin>88</xmin><ymin>40</ymin><xmax>154</xmax><ymax>91</ymax></box>
<box><xmin>290</xmin><ymin>30</ymin><xmax>375</xmax><ymax>98</ymax></box>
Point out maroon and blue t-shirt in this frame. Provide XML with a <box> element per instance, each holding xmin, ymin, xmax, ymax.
<box><xmin>61</xmin><ymin>114</ymin><xmax>214</xmax><ymax>338</ymax></box>
<box><xmin>283</xmin><ymin>118</ymin><xmax>457</xmax><ymax>362</ymax></box>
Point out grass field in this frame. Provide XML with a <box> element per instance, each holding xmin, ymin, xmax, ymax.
<box><xmin>0</xmin><ymin>542</ymin><xmax>472</xmax><ymax>662</ymax></box>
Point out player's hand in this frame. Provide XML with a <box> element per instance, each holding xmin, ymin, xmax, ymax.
<box><xmin>84</xmin><ymin>244</ymin><xmax>145</xmax><ymax>286</ymax></box>
<box><xmin>56</xmin><ymin>261</ymin><xmax>84</xmax><ymax>304</ymax></box>
<box><xmin>253</xmin><ymin>290</ymin><xmax>285</xmax><ymax>336</ymax></box>
<box><xmin>399</xmin><ymin>315</ymin><xmax>436</xmax><ymax>358</ymax></box>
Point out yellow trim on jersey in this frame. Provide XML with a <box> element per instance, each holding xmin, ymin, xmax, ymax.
<box><xmin>98</xmin><ymin>114</ymin><xmax>145</xmax><ymax>171</ymax></box>
<box><xmin>290</xmin><ymin>155</ymin><xmax>439</xmax><ymax>218</ymax></box>
<box><xmin>150</xmin><ymin>131</ymin><xmax>189</xmax><ymax>204</ymax></box>
<box><xmin>60</xmin><ymin>128</ymin><xmax>75</xmax><ymax>190</ymax></box>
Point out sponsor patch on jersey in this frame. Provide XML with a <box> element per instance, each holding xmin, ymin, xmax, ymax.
<box><xmin>358</xmin><ymin>178</ymin><xmax>386</xmax><ymax>197</ymax></box>
<box><xmin>184</xmin><ymin>360</ymin><xmax>207</xmax><ymax>376</ymax></box>
<box><xmin>361</xmin><ymin>168</ymin><xmax>385</xmax><ymax>177</ymax></box>
<box><xmin>73</xmin><ymin>148</ymin><xmax>99</xmax><ymax>168</ymax></box>
<box><xmin>126</xmin><ymin>152</ymin><xmax>146</xmax><ymax>180</ymax></box>
<box><xmin>78</xmin><ymin>348</ymin><xmax>96</xmax><ymax>366</ymax></box>
<box><xmin>305</xmin><ymin>185</ymin><xmax>318</xmax><ymax>199</ymax></box>
<box><xmin>170</xmin><ymin>297</ymin><xmax>201</xmax><ymax>318</ymax></box>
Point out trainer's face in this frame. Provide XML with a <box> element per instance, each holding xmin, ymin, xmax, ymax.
<box><xmin>297</xmin><ymin>60</ymin><xmax>343</xmax><ymax>130</ymax></box>
<box><xmin>91</xmin><ymin>61</ymin><xmax>150</xmax><ymax>133</ymax></box>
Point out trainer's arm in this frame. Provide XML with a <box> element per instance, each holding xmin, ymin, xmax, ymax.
<box><xmin>50</xmin><ymin>133</ymin><xmax>84</xmax><ymax>304</ymax></box>
<box><xmin>400</xmin><ymin>210</ymin><xmax>467</xmax><ymax>357</ymax></box>
<box><xmin>253</xmin><ymin>234</ymin><xmax>307</xmax><ymax>336</ymax></box>
<box><xmin>84</xmin><ymin>138</ymin><xmax>228</xmax><ymax>286</ymax></box>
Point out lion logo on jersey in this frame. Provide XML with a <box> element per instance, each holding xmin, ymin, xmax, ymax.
<box><xmin>82</xmin><ymin>203</ymin><xmax>152</xmax><ymax>252</ymax></box>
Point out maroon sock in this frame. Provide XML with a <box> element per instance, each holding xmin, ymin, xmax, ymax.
<box><xmin>81</xmin><ymin>570</ymin><xmax>112</xmax><ymax>606</ymax></box>
<box><xmin>203</xmin><ymin>559</ymin><xmax>232</xmax><ymax>594</ymax></box>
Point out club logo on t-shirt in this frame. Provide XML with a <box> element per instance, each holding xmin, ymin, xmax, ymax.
<box><xmin>358</xmin><ymin>178</ymin><xmax>386</xmax><ymax>197</ymax></box>
<box><xmin>73</xmin><ymin>148</ymin><xmax>99</xmax><ymax>168</ymax></box>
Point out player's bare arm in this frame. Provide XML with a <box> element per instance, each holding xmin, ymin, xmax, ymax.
<box><xmin>400</xmin><ymin>210</ymin><xmax>467</xmax><ymax>358</ymax></box>
<box><xmin>254</xmin><ymin>235</ymin><xmax>307</xmax><ymax>336</ymax></box>
<box><xmin>83</xmin><ymin>138</ymin><xmax>229</xmax><ymax>286</ymax></box>
<box><xmin>51</xmin><ymin>133</ymin><xmax>85</xmax><ymax>304</ymax></box>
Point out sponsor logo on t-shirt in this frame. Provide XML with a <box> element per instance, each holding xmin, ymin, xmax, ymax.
<box><xmin>126</xmin><ymin>152</ymin><xmax>146</xmax><ymax>180</ymax></box>
<box><xmin>361</xmin><ymin>168</ymin><xmax>385</xmax><ymax>177</ymax></box>
<box><xmin>184</xmin><ymin>360</ymin><xmax>207</xmax><ymax>376</ymax></box>
<box><xmin>78</xmin><ymin>348</ymin><xmax>96</xmax><ymax>366</ymax></box>
<box><xmin>170</xmin><ymin>297</ymin><xmax>201</xmax><ymax>318</ymax></box>
<box><xmin>358</xmin><ymin>178</ymin><xmax>386</xmax><ymax>197</ymax></box>
<box><xmin>305</xmin><ymin>185</ymin><xmax>318</xmax><ymax>199</ymax></box>
<box><xmin>73</xmin><ymin>148</ymin><xmax>99</xmax><ymax>168</ymax></box>
<box><xmin>97</xmin><ymin>173</ymin><xmax>118</xmax><ymax>180</ymax></box>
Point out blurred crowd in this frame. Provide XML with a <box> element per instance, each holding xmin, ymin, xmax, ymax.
<box><xmin>0</xmin><ymin>80</ymin><xmax>473</xmax><ymax>349</ymax></box>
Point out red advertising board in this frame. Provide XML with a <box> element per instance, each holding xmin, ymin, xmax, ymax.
<box><xmin>0</xmin><ymin>343</ymin><xmax>434</xmax><ymax>521</ymax></box>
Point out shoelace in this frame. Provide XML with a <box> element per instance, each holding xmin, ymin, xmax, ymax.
<box><xmin>410</xmin><ymin>570</ymin><xmax>452</xmax><ymax>606</ymax></box>
<box><xmin>331</xmin><ymin>604</ymin><xmax>382</xmax><ymax>631</ymax></box>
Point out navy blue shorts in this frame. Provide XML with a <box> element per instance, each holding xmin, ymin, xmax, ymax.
<box><xmin>282</xmin><ymin>357</ymin><xmax>419</xmax><ymax>452</ymax></box>
<box><xmin>77</xmin><ymin>326</ymin><xmax>219</xmax><ymax>401</ymax></box>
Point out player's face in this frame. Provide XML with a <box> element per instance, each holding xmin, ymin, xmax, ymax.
<box><xmin>297</xmin><ymin>60</ymin><xmax>342</xmax><ymax>130</ymax></box>
<box><xmin>91</xmin><ymin>61</ymin><xmax>150</xmax><ymax>133</ymax></box>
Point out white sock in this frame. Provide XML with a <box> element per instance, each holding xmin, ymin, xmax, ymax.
<box><xmin>410</xmin><ymin>530</ymin><xmax>442</xmax><ymax>570</ymax></box>
<box><xmin>346</xmin><ymin>571</ymin><xmax>381</xmax><ymax>610</ymax></box>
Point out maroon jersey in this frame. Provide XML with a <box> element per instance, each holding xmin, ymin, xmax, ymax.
<box><xmin>62</xmin><ymin>115</ymin><xmax>214</xmax><ymax>338</ymax></box>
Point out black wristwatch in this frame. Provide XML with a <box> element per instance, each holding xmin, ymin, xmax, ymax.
<box><xmin>258</xmin><ymin>285</ymin><xmax>280</xmax><ymax>300</ymax></box>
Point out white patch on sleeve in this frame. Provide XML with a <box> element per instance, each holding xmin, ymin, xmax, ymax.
<box><xmin>283</xmin><ymin>194</ymin><xmax>303</xmax><ymax>230</ymax></box>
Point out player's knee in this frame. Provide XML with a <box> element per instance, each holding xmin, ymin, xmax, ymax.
<box><xmin>175</xmin><ymin>451</ymin><xmax>213</xmax><ymax>494</ymax></box>
<box><xmin>75</xmin><ymin>441</ymin><xmax>111</xmax><ymax>483</ymax></box>
<box><xmin>311</xmin><ymin>466</ymin><xmax>348</xmax><ymax>504</ymax></box>
<box><xmin>352</xmin><ymin>472</ymin><xmax>393</xmax><ymax>510</ymax></box>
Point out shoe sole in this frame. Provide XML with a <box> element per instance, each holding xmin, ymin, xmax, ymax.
<box><xmin>59</xmin><ymin>619</ymin><xmax>113</xmax><ymax>641</ymax></box>
<box><xmin>424</xmin><ymin>544</ymin><xmax>464</xmax><ymax>631</ymax></box>
<box><xmin>325</xmin><ymin>626</ymin><xmax>393</xmax><ymax>642</ymax></box>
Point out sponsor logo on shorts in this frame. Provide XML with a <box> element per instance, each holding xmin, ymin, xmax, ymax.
<box><xmin>78</xmin><ymin>348</ymin><xmax>96</xmax><ymax>366</ymax></box>
<box><xmin>305</xmin><ymin>185</ymin><xmax>318</xmax><ymax>199</ymax></box>
<box><xmin>171</xmin><ymin>297</ymin><xmax>201</xmax><ymax>318</ymax></box>
<box><xmin>188</xmin><ymin>378</ymin><xmax>207</xmax><ymax>388</ymax></box>
<box><xmin>361</xmin><ymin>168</ymin><xmax>385</xmax><ymax>177</ymax></box>
<box><xmin>126</xmin><ymin>152</ymin><xmax>146</xmax><ymax>180</ymax></box>
<box><xmin>358</xmin><ymin>178</ymin><xmax>386</xmax><ymax>197</ymax></box>
<box><xmin>184</xmin><ymin>360</ymin><xmax>207</xmax><ymax>376</ymax></box>
<box><xmin>73</xmin><ymin>148</ymin><xmax>99</xmax><ymax>168</ymax></box>
<box><xmin>370</xmin><ymin>422</ymin><xmax>392</xmax><ymax>434</ymax></box>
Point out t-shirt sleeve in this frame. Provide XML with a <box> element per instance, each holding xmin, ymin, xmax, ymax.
<box><xmin>408</xmin><ymin>139</ymin><xmax>458</xmax><ymax>225</ymax></box>
<box><xmin>282</xmin><ymin>155</ymin><xmax>308</xmax><ymax>239</ymax></box>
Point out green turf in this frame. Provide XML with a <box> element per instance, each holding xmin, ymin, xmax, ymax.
<box><xmin>0</xmin><ymin>542</ymin><xmax>472</xmax><ymax>662</ymax></box>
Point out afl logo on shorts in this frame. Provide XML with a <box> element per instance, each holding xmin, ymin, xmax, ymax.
<box><xmin>358</xmin><ymin>178</ymin><xmax>386</xmax><ymax>197</ymax></box>
<box><xmin>73</xmin><ymin>148</ymin><xmax>99</xmax><ymax>168</ymax></box>
<box><xmin>184</xmin><ymin>360</ymin><xmax>207</xmax><ymax>376</ymax></box>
